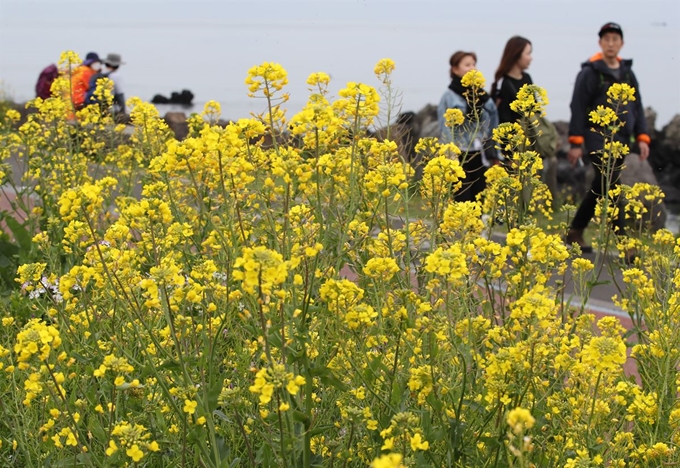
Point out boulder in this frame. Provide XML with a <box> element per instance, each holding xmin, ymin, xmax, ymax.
<box><xmin>151</xmin><ymin>94</ymin><xmax>170</xmax><ymax>104</ymax></box>
<box><xmin>376</xmin><ymin>103</ymin><xmax>680</xmax><ymax>219</ymax></box>
<box><xmin>163</xmin><ymin>112</ymin><xmax>188</xmax><ymax>140</ymax></box>
<box><xmin>645</xmin><ymin>107</ymin><xmax>658</xmax><ymax>139</ymax></box>
<box><xmin>552</xmin><ymin>120</ymin><xmax>570</xmax><ymax>153</ymax></box>
<box><xmin>620</xmin><ymin>153</ymin><xmax>667</xmax><ymax>232</ymax></box>
<box><xmin>151</xmin><ymin>89</ymin><xmax>194</xmax><ymax>106</ymax></box>
<box><xmin>170</xmin><ymin>90</ymin><xmax>194</xmax><ymax>106</ymax></box>
<box><xmin>649</xmin><ymin>114</ymin><xmax>680</xmax><ymax>213</ymax></box>
<box><xmin>662</xmin><ymin>114</ymin><xmax>680</xmax><ymax>149</ymax></box>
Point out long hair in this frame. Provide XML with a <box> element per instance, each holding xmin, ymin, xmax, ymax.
<box><xmin>491</xmin><ymin>36</ymin><xmax>531</xmax><ymax>95</ymax></box>
<box><xmin>449</xmin><ymin>51</ymin><xmax>477</xmax><ymax>79</ymax></box>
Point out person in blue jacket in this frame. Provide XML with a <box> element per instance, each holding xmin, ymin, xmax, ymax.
<box><xmin>438</xmin><ymin>51</ymin><xmax>500</xmax><ymax>202</ymax></box>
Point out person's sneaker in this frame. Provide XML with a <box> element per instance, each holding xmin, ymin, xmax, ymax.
<box><xmin>565</xmin><ymin>228</ymin><xmax>593</xmax><ymax>253</ymax></box>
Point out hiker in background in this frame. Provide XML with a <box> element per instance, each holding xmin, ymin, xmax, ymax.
<box><xmin>565</xmin><ymin>22</ymin><xmax>650</xmax><ymax>260</ymax></box>
<box><xmin>492</xmin><ymin>36</ymin><xmax>533</xmax><ymax>125</ymax></box>
<box><xmin>492</xmin><ymin>36</ymin><xmax>559</xmax><ymax>203</ymax></box>
<box><xmin>35</xmin><ymin>63</ymin><xmax>59</xmax><ymax>99</ymax></box>
<box><xmin>101</xmin><ymin>53</ymin><xmax>126</xmax><ymax>115</ymax></box>
<box><xmin>70</xmin><ymin>52</ymin><xmax>101</xmax><ymax>109</ymax></box>
<box><xmin>438</xmin><ymin>51</ymin><xmax>500</xmax><ymax>202</ymax></box>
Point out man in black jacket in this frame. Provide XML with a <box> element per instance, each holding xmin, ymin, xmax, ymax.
<box><xmin>565</xmin><ymin>22</ymin><xmax>650</xmax><ymax>256</ymax></box>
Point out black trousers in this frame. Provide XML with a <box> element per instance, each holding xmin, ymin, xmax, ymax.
<box><xmin>455</xmin><ymin>152</ymin><xmax>487</xmax><ymax>202</ymax></box>
<box><xmin>571</xmin><ymin>152</ymin><xmax>626</xmax><ymax>234</ymax></box>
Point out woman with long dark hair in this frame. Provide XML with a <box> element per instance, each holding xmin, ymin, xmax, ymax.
<box><xmin>491</xmin><ymin>36</ymin><xmax>533</xmax><ymax>124</ymax></box>
<box><xmin>492</xmin><ymin>36</ymin><xmax>559</xmax><ymax>203</ymax></box>
<box><xmin>437</xmin><ymin>51</ymin><xmax>499</xmax><ymax>202</ymax></box>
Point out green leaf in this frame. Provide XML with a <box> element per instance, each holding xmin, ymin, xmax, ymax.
<box><xmin>256</xmin><ymin>441</ymin><xmax>274</xmax><ymax>465</ymax></box>
<box><xmin>213</xmin><ymin>409</ymin><xmax>232</xmax><ymax>423</ymax></box>
<box><xmin>317</xmin><ymin>368</ymin><xmax>347</xmax><ymax>392</ymax></box>
<box><xmin>206</xmin><ymin>379</ymin><xmax>223</xmax><ymax>412</ymax></box>
<box><xmin>155</xmin><ymin>360</ymin><xmax>182</xmax><ymax>373</ymax></box>
<box><xmin>309</xmin><ymin>424</ymin><xmax>334</xmax><ymax>437</ymax></box>
<box><xmin>364</xmin><ymin>354</ymin><xmax>388</xmax><ymax>384</ymax></box>
<box><xmin>88</xmin><ymin>418</ymin><xmax>107</xmax><ymax>442</ymax></box>
<box><xmin>213</xmin><ymin>436</ymin><xmax>231</xmax><ymax>464</ymax></box>
<box><xmin>3</xmin><ymin>216</ymin><xmax>32</xmax><ymax>256</ymax></box>
<box><xmin>0</xmin><ymin>239</ymin><xmax>19</xmax><ymax>267</ymax></box>
<box><xmin>292</xmin><ymin>410</ymin><xmax>310</xmax><ymax>424</ymax></box>
<box><xmin>390</xmin><ymin>381</ymin><xmax>404</xmax><ymax>406</ymax></box>
<box><xmin>116</xmin><ymin>382</ymin><xmax>145</xmax><ymax>390</ymax></box>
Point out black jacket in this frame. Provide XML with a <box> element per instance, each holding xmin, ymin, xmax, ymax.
<box><xmin>568</xmin><ymin>54</ymin><xmax>649</xmax><ymax>152</ymax></box>
<box><xmin>493</xmin><ymin>72</ymin><xmax>533</xmax><ymax>125</ymax></box>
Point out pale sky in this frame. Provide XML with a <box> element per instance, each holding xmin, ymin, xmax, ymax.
<box><xmin>1</xmin><ymin>0</ymin><xmax>678</xmax><ymax>123</ymax></box>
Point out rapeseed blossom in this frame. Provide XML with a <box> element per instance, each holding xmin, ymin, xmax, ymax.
<box><xmin>0</xmin><ymin>58</ymin><xmax>677</xmax><ymax>467</ymax></box>
<box><xmin>233</xmin><ymin>246</ymin><xmax>288</xmax><ymax>295</ymax></box>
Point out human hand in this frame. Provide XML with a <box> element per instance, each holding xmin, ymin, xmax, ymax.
<box><xmin>638</xmin><ymin>141</ymin><xmax>650</xmax><ymax>160</ymax></box>
<box><xmin>568</xmin><ymin>147</ymin><xmax>583</xmax><ymax>167</ymax></box>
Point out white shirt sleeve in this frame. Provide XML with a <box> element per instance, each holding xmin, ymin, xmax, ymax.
<box><xmin>112</xmin><ymin>73</ymin><xmax>124</xmax><ymax>95</ymax></box>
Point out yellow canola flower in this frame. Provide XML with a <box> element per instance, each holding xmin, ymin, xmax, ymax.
<box><xmin>307</xmin><ymin>72</ymin><xmax>331</xmax><ymax>88</ymax></box>
<box><xmin>93</xmin><ymin>354</ymin><xmax>134</xmax><ymax>377</ymax></box>
<box><xmin>107</xmin><ymin>421</ymin><xmax>158</xmax><ymax>462</ymax></box>
<box><xmin>249</xmin><ymin>364</ymin><xmax>305</xmax><ymax>406</ymax></box>
<box><xmin>572</xmin><ymin>258</ymin><xmax>595</xmax><ymax>273</ymax></box>
<box><xmin>319</xmin><ymin>278</ymin><xmax>364</xmax><ymax>312</ymax></box>
<box><xmin>509</xmin><ymin>84</ymin><xmax>549</xmax><ymax>118</ymax></box>
<box><xmin>507</xmin><ymin>407</ymin><xmax>536</xmax><ymax>434</ymax></box>
<box><xmin>334</xmin><ymin>81</ymin><xmax>381</xmax><ymax>124</ymax></box>
<box><xmin>14</xmin><ymin>319</ymin><xmax>61</xmax><ymax>363</ymax></box>
<box><xmin>607</xmin><ymin>82</ymin><xmax>636</xmax><ymax>104</ymax></box>
<box><xmin>58</xmin><ymin>50</ymin><xmax>81</xmax><ymax>72</ymax></box>
<box><xmin>409</xmin><ymin>433</ymin><xmax>430</xmax><ymax>451</ymax></box>
<box><xmin>344</xmin><ymin>303</ymin><xmax>378</xmax><ymax>330</ymax></box>
<box><xmin>15</xmin><ymin>262</ymin><xmax>47</xmax><ymax>291</ymax></box>
<box><xmin>371</xmin><ymin>453</ymin><xmax>405</xmax><ymax>468</ymax></box>
<box><xmin>126</xmin><ymin>444</ymin><xmax>145</xmax><ymax>463</ymax></box>
<box><xmin>183</xmin><ymin>399</ymin><xmax>198</xmax><ymax>415</ymax></box>
<box><xmin>245</xmin><ymin>62</ymin><xmax>289</xmax><ymax>97</ymax></box>
<box><xmin>582</xmin><ymin>335</ymin><xmax>627</xmax><ymax>373</ymax></box>
<box><xmin>420</xmin><ymin>155</ymin><xmax>466</xmax><ymax>200</ymax></box>
<box><xmin>374</xmin><ymin>58</ymin><xmax>396</xmax><ymax>76</ymax></box>
<box><xmin>461</xmin><ymin>69</ymin><xmax>486</xmax><ymax>89</ymax></box>
<box><xmin>233</xmin><ymin>246</ymin><xmax>288</xmax><ymax>295</ymax></box>
<box><xmin>363</xmin><ymin>257</ymin><xmax>400</xmax><ymax>281</ymax></box>
<box><xmin>286</xmin><ymin>375</ymin><xmax>306</xmax><ymax>395</ymax></box>
<box><xmin>589</xmin><ymin>105</ymin><xmax>619</xmax><ymax>127</ymax></box>
<box><xmin>444</xmin><ymin>108</ymin><xmax>465</xmax><ymax>128</ymax></box>
<box><xmin>424</xmin><ymin>244</ymin><xmax>469</xmax><ymax>283</ymax></box>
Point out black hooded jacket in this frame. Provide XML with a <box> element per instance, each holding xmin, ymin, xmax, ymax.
<box><xmin>568</xmin><ymin>53</ymin><xmax>649</xmax><ymax>152</ymax></box>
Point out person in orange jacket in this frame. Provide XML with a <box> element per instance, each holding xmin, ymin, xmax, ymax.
<box><xmin>70</xmin><ymin>52</ymin><xmax>102</xmax><ymax>109</ymax></box>
<box><xmin>565</xmin><ymin>22</ymin><xmax>650</xmax><ymax>256</ymax></box>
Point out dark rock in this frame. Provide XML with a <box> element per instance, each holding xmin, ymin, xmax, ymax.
<box><xmin>163</xmin><ymin>112</ymin><xmax>188</xmax><ymax>140</ymax></box>
<box><xmin>151</xmin><ymin>89</ymin><xmax>194</xmax><ymax>106</ymax></box>
<box><xmin>383</xmin><ymin>104</ymin><xmax>680</xmax><ymax>221</ymax></box>
<box><xmin>620</xmin><ymin>153</ymin><xmax>667</xmax><ymax>232</ymax></box>
<box><xmin>552</xmin><ymin>120</ymin><xmax>570</xmax><ymax>153</ymax></box>
<box><xmin>649</xmin><ymin>114</ymin><xmax>680</xmax><ymax>214</ymax></box>
<box><xmin>662</xmin><ymin>114</ymin><xmax>680</xmax><ymax>150</ymax></box>
<box><xmin>151</xmin><ymin>94</ymin><xmax>170</xmax><ymax>104</ymax></box>
<box><xmin>645</xmin><ymin>107</ymin><xmax>658</xmax><ymax>139</ymax></box>
<box><xmin>552</xmin><ymin>115</ymin><xmax>680</xmax><ymax>219</ymax></box>
<box><xmin>170</xmin><ymin>90</ymin><xmax>194</xmax><ymax>106</ymax></box>
<box><xmin>555</xmin><ymin>157</ymin><xmax>590</xmax><ymax>202</ymax></box>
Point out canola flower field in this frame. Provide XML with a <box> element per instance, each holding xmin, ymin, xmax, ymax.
<box><xmin>0</xmin><ymin>52</ymin><xmax>678</xmax><ymax>467</ymax></box>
